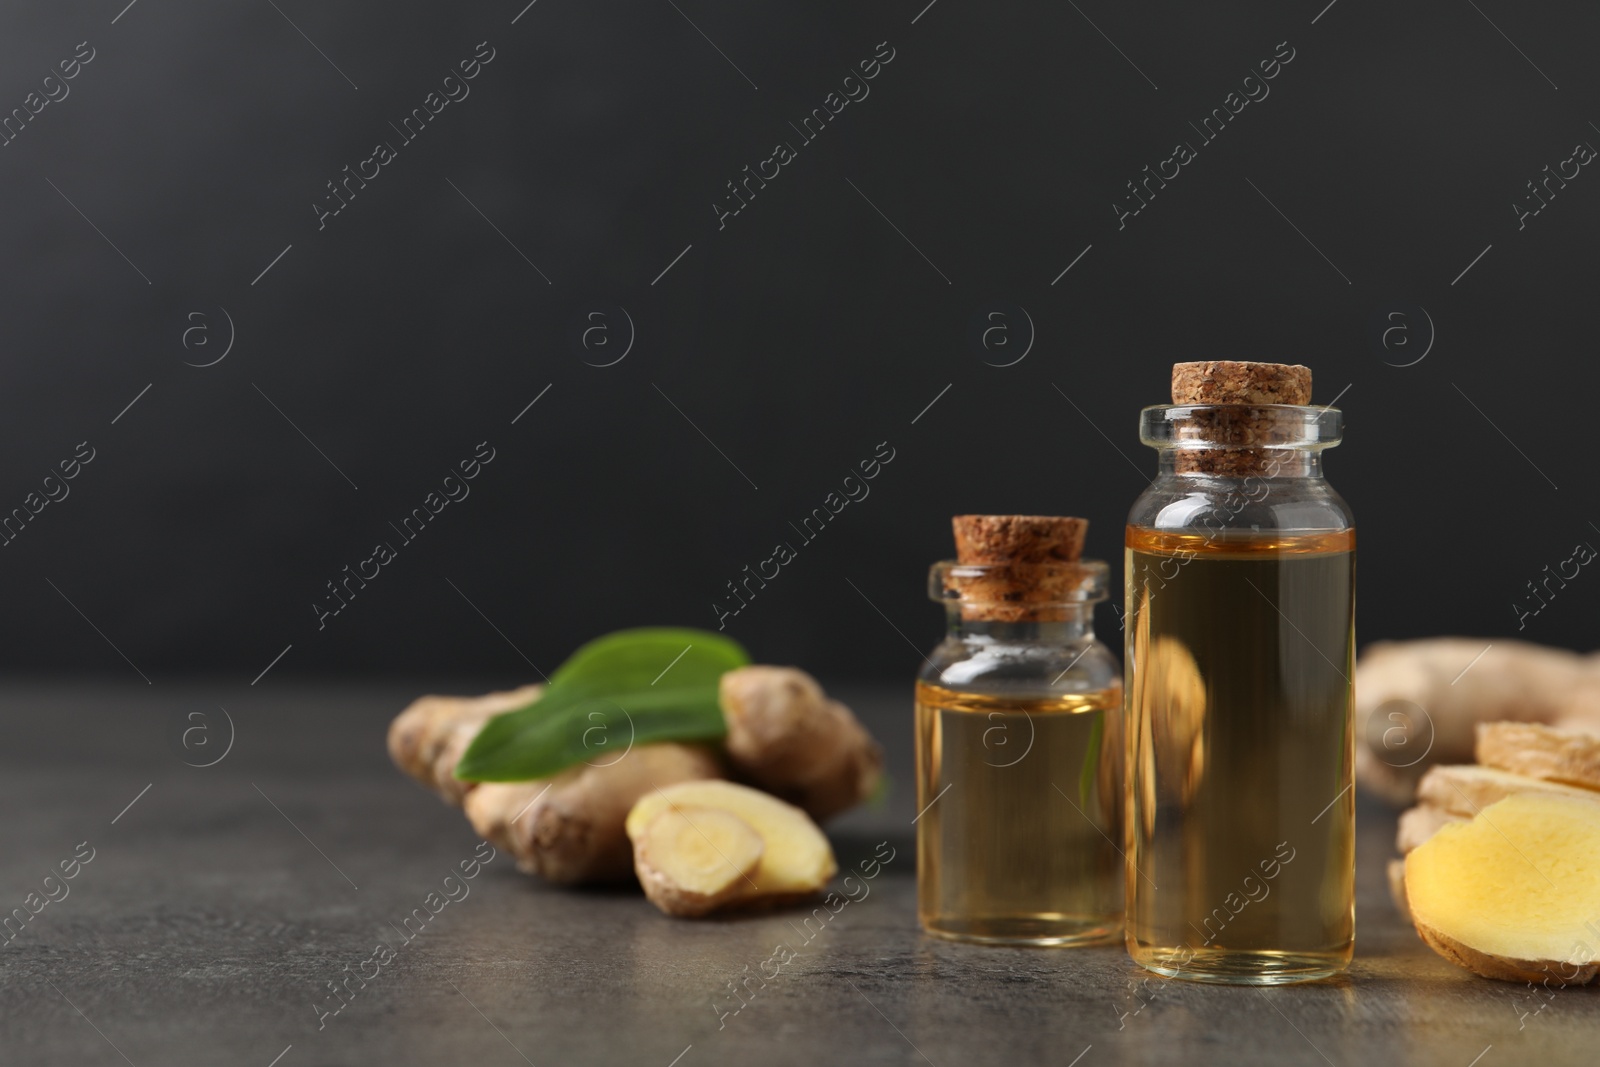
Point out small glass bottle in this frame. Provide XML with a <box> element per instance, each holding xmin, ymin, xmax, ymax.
<box><xmin>916</xmin><ymin>515</ymin><xmax>1123</xmax><ymax>945</ymax></box>
<box><xmin>1124</xmin><ymin>361</ymin><xmax>1355</xmax><ymax>985</ymax></box>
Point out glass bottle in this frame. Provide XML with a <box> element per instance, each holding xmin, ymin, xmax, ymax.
<box><xmin>1125</xmin><ymin>375</ymin><xmax>1355</xmax><ymax>984</ymax></box>
<box><xmin>916</xmin><ymin>549</ymin><xmax>1124</xmax><ymax>945</ymax></box>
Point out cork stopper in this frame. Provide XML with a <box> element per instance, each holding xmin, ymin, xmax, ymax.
<box><xmin>1168</xmin><ymin>361</ymin><xmax>1312</xmax><ymax>476</ymax></box>
<box><xmin>1171</xmin><ymin>361</ymin><xmax>1311</xmax><ymax>406</ymax></box>
<box><xmin>953</xmin><ymin>515</ymin><xmax>1087</xmax><ymax>566</ymax></box>
<box><xmin>948</xmin><ymin>515</ymin><xmax>1087</xmax><ymax>623</ymax></box>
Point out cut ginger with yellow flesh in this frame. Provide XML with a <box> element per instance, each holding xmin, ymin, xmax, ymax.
<box><xmin>633</xmin><ymin>807</ymin><xmax>765</xmax><ymax>917</ymax></box>
<box><xmin>1406</xmin><ymin>792</ymin><xmax>1600</xmax><ymax>984</ymax></box>
<box><xmin>627</xmin><ymin>780</ymin><xmax>837</xmax><ymax>917</ymax></box>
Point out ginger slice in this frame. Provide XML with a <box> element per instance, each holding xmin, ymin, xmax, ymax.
<box><xmin>634</xmin><ymin>806</ymin><xmax>764</xmax><ymax>917</ymax></box>
<box><xmin>627</xmin><ymin>779</ymin><xmax>837</xmax><ymax>913</ymax></box>
<box><xmin>1353</xmin><ymin>638</ymin><xmax>1597</xmax><ymax>806</ymax></box>
<box><xmin>1477</xmin><ymin>722</ymin><xmax>1600</xmax><ymax>791</ymax></box>
<box><xmin>464</xmin><ymin>743</ymin><xmax>723</xmax><ymax>885</ymax></box>
<box><xmin>1396</xmin><ymin>805</ymin><xmax>1466</xmax><ymax>853</ymax></box>
<box><xmin>1405</xmin><ymin>792</ymin><xmax>1600</xmax><ymax>984</ymax></box>
<box><xmin>1415</xmin><ymin>764</ymin><xmax>1600</xmax><ymax>817</ymax></box>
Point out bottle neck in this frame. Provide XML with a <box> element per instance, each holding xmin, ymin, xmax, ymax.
<box><xmin>945</xmin><ymin>605</ymin><xmax>1097</xmax><ymax>643</ymax></box>
<box><xmin>1158</xmin><ymin>448</ymin><xmax>1322</xmax><ymax>479</ymax></box>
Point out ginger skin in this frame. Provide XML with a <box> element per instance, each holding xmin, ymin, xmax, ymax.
<box><xmin>388</xmin><ymin>667</ymin><xmax>881</xmax><ymax>887</ymax></box>
<box><xmin>388</xmin><ymin>684</ymin><xmax>545</xmax><ymax>805</ymax></box>
<box><xmin>632</xmin><ymin>806</ymin><xmax>765</xmax><ymax>916</ymax></box>
<box><xmin>465</xmin><ymin>744</ymin><xmax>723</xmax><ymax>884</ymax></box>
<box><xmin>1406</xmin><ymin>793</ymin><xmax>1600</xmax><ymax>984</ymax></box>
<box><xmin>389</xmin><ymin>683</ymin><xmax>721</xmax><ymax>884</ymax></box>
<box><xmin>626</xmin><ymin>779</ymin><xmax>837</xmax><ymax>917</ymax></box>
<box><xmin>1355</xmin><ymin>639</ymin><xmax>1600</xmax><ymax>805</ymax></box>
<box><xmin>719</xmin><ymin>666</ymin><xmax>883</xmax><ymax>821</ymax></box>
<box><xmin>1415</xmin><ymin>764</ymin><xmax>1600</xmax><ymax>816</ymax></box>
<box><xmin>1476</xmin><ymin>722</ymin><xmax>1600</xmax><ymax>790</ymax></box>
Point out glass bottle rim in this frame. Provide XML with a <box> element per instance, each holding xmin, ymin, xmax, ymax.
<box><xmin>928</xmin><ymin>559</ymin><xmax>1109</xmax><ymax>606</ymax></box>
<box><xmin>1139</xmin><ymin>403</ymin><xmax>1342</xmax><ymax>451</ymax></box>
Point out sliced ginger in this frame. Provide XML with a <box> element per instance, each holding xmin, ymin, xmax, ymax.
<box><xmin>1415</xmin><ymin>764</ymin><xmax>1600</xmax><ymax>817</ymax></box>
<box><xmin>390</xmin><ymin>668</ymin><xmax>881</xmax><ymax>890</ymax></box>
<box><xmin>1354</xmin><ymin>638</ymin><xmax>1600</xmax><ymax>805</ymax></box>
<box><xmin>462</xmin><ymin>744</ymin><xmax>721</xmax><ymax>884</ymax></box>
<box><xmin>626</xmin><ymin>780</ymin><xmax>837</xmax><ymax>917</ymax></box>
<box><xmin>1405</xmin><ymin>792</ymin><xmax>1600</xmax><ymax>984</ymax></box>
<box><xmin>634</xmin><ymin>807</ymin><xmax>765</xmax><ymax>916</ymax></box>
<box><xmin>1477</xmin><ymin>722</ymin><xmax>1600</xmax><ymax>790</ymax></box>
<box><xmin>1395</xmin><ymin>805</ymin><xmax>1465</xmax><ymax>853</ymax></box>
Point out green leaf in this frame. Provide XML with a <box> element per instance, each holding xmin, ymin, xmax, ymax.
<box><xmin>455</xmin><ymin>628</ymin><xmax>751</xmax><ymax>782</ymax></box>
<box><xmin>457</xmin><ymin>685</ymin><xmax>728</xmax><ymax>781</ymax></box>
<box><xmin>545</xmin><ymin>628</ymin><xmax>751</xmax><ymax>699</ymax></box>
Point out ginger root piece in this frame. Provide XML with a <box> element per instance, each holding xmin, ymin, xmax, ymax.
<box><xmin>633</xmin><ymin>806</ymin><xmax>765</xmax><ymax>917</ymax></box>
<box><xmin>1416</xmin><ymin>764</ymin><xmax>1600</xmax><ymax>818</ymax></box>
<box><xmin>1396</xmin><ymin>805</ymin><xmax>1466</xmax><ymax>853</ymax></box>
<box><xmin>1406</xmin><ymin>793</ymin><xmax>1600</xmax><ymax>983</ymax></box>
<box><xmin>388</xmin><ymin>684</ymin><xmax>545</xmax><ymax>804</ymax></box>
<box><xmin>390</xmin><ymin>665</ymin><xmax>881</xmax><ymax>887</ymax></box>
<box><xmin>626</xmin><ymin>779</ymin><xmax>837</xmax><ymax>914</ymax></box>
<box><xmin>1477</xmin><ymin>722</ymin><xmax>1600</xmax><ymax>790</ymax></box>
<box><xmin>1355</xmin><ymin>639</ymin><xmax>1600</xmax><ymax>806</ymax></box>
<box><xmin>465</xmin><ymin>743</ymin><xmax>723</xmax><ymax>884</ymax></box>
<box><xmin>720</xmin><ymin>666</ymin><xmax>883</xmax><ymax>822</ymax></box>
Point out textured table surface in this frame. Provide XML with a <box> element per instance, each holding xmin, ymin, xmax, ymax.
<box><xmin>0</xmin><ymin>681</ymin><xmax>1593</xmax><ymax>1067</ymax></box>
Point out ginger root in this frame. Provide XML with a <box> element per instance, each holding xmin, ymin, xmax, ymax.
<box><xmin>1416</xmin><ymin>764</ymin><xmax>1600</xmax><ymax>817</ymax></box>
<box><xmin>626</xmin><ymin>779</ymin><xmax>837</xmax><ymax>916</ymax></box>
<box><xmin>1405</xmin><ymin>793</ymin><xmax>1600</xmax><ymax>984</ymax></box>
<box><xmin>388</xmin><ymin>684</ymin><xmax>546</xmax><ymax>805</ymax></box>
<box><xmin>1477</xmin><ymin>722</ymin><xmax>1600</xmax><ymax>790</ymax></box>
<box><xmin>389</xmin><ymin>667</ymin><xmax>879</xmax><ymax>888</ymax></box>
<box><xmin>1355</xmin><ymin>639</ymin><xmax>1600</xmax><ymax>806</ymax></box>
<box><xmin>632</xmin><ymin>806</ymin><xmax>765</xmax><ymax>917</ymax></box>
<box><xmin>1391</xmin><ymin>725</ymin><xmax>1600</xmax><ymax>961</ymax></box>
<box><xmin>464</xmin><ymin>743</ymin><xmax>723</xmax><ymax>884</ymax></box>
<box><xmin>719</xmin><ymin>666</ymin><xmax>883</xmax><ymax>821</ymax></box>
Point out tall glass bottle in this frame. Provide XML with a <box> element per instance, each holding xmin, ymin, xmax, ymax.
<box><xmin>1124</xmin><ymin>362</ymin><xmax>1355</xmax><ymax>984</ymax></box>
<box><xmin>917</xmin><ymin>515</ymin><xmax>1123</xmax><ymax>946</ymax></box>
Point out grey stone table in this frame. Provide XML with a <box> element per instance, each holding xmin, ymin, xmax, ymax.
<box><xmin>0</xmin><ymin>681</ymin><xmax>1593</xmax><ymax>1066</ymax></box>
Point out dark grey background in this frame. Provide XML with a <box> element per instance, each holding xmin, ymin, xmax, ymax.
<box><xmin>1</xmin><ymin>0</ymin><xmax>1595</xmax><ymax>685</ymax></box>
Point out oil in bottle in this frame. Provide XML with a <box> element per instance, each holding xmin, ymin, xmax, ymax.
<box><xmin>916</xmin><ymin>515</ymin><xmax>1124</xmax><ymax>946</ymax></box>
<box><xmin>1124</xmin><ymin>362</ymin><xmax>1355</xmax><ymax>984</ymax></box>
